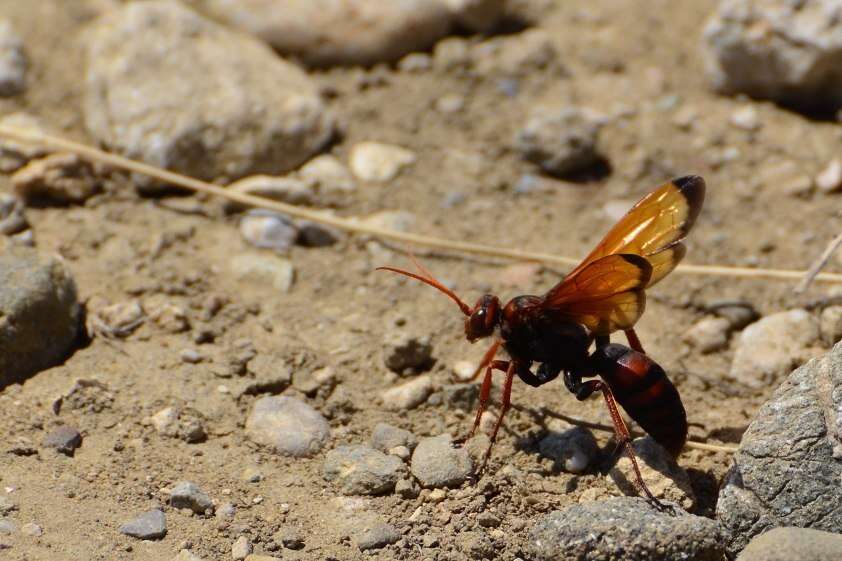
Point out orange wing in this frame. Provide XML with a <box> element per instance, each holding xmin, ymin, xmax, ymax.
<box><xmin>542</xmin><ymin>254</ymin><xmax>652</xmax><ymax>335</ymax></box>
<box><xmin>566</xmin><ymin>175</ymin><xmax>705</xmax><ymax>287</ymax></box>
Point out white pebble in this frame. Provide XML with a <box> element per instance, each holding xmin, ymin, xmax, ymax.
<box><xmin>349</xmin><ymin>142</ymin><xmax>416</xmax><ymax>182</ymax></box>
<box><xmin>816</xmin><ymin>159</ymin><xmax>842</xmax><ymax>193</ymax></box>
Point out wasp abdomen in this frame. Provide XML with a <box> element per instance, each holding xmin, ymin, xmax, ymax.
<box><xmin>593</xmin><ymin>344</ymin><xmax>687</xmax><ymax>457</ymax></box>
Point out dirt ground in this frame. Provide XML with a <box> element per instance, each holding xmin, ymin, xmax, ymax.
<box><xmin>1</xmin><ymin>0</ymin><xmax>841</xmax><ymax>560</ymax></box>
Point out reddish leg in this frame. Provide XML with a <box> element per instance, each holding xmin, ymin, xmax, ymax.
<box><xmin>575</xmin><ymin>379</ymin><xmax>662</xmax><ymax>507</ymax></box>
<box><xmin>464</xmin><ymin>359</ymin><xmax>510</xmax><ymax>441</ymax></box>
<box><xmin>624</xmin><ymin>328</ymin><xmax>645</xmax><ymax>354</ymax></box>
<box><xmin>465</xmin><ymin>340</ymin><xmax>502</xmax><ymax>382</ymax></box>
<box><xmin>478</xmin><ymin>361</ymin><xmax>516</xmax><ymax>473</ymax></box>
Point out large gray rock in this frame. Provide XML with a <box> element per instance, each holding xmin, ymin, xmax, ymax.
<box><xmin>245</xmin><ymin>396</ymin><xmax>330</xmax><ymax>457</ymax></box>
<box><xmin>84</xmin><ymin>1</ymin><xmax>334</xmax><ymax>187</ymax></box>
<box><xmin>729</xmin><ymin>309</ymin><xmax>820</xmax><ymax>388</ymax></box>
<box><xmin>717</xmin><ymin>342</ymin><xmax>842</xmax><ymax>556</ymax></box>
<box><xmin>529</xmin><ymin>497</ymin><xmax>723</xmax><ymax>561</ymax></box>
<box><xmin>703</xmin><ymin>0</ymin><xmax>842</xmax><ymax>109</ymax></box>
<box><xmin>323</xmin><ymin>445</ymin><xmax>406</xmax><ymax>495</ymax></box>
<box><xmin>190</xmin><ymin>0</ymin><xmax>452</xmax><ymax>67</ymax></box>
<box><xmin>737</xmin><ymin>527</ymin><xmax>842</xmax><ymax>561</ymax></box>
<box><xmin>0</xmin><ymin>245</ymin><xmax>81</xmax><ymax>387</ymax></box>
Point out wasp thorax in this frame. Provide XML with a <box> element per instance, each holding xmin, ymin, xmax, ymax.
<box><xmin>465</xmin><ymin>294</ymin><xmax>501</xmax><ymax>342</ymax></box>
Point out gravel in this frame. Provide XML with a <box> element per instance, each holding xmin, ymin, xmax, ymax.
<box><xmin>245</xmin><ymin>396</ymin><xmax>330</xmax><ymax>457</ymax></box>
<box><xmin>515</xmin><ymin>106</ymin><xmax>604</xmax><ymax>177</ymax></box>
<box><xmin>529</xmin><ymin>497</ymin><xmax>723</xmax><ymax>561</ymax></box>
<box><xmin>322</xmin><ymin>445</ymin><xmax>406</xmax><ymax>495</ymax></box>
<box><xmin>717</xmin><ymin>341</ymin><xmax>842</xmax><ymax>556</ymax></box>
<box><xmin>410</xmin><ymin>434</ymin><xmax>473</xmax><ymax>488</ymax></box>
<box><xmin>84</xmin><ymin>1</ymin><xmax>333</xmax><ymax>189</ymax></box>
<box><xmin>119</xmin><ymin>509</ymin><xmax>167</xmax><ymax>540</ymax></box>
<box><xmin>169</xmin><ymin>481</ymin><xmax>214</xmax><ymax>514</ymax></box>
<box><xmin>43</xmin><ymin>426</ymin><xmax>83</xmax><ymax>456</ymax></box>
<box><xmin>0</xmin><ymin>245</ymin><xmax>81</xmax><ymax>387</ymax></box>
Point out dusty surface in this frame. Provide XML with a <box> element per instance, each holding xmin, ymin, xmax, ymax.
<box><xmin>1</xmin><ymin>1</ymin><xmax>841</xmax><ymax>560</ymax></box>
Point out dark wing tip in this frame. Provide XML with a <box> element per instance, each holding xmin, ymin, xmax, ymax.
<box><xmin>672</xmin><ymin>175</ymin><xmax>705</xmax><ymax>230</ymax></box>
<box><xmin>617</xmin><ymin>253</ymin><xmax>654</xmax><ymax>286</ymax></box>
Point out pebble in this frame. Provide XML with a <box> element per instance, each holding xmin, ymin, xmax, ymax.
<box><xmin>538</xmin><ymin>422</ymin><xmax>600</xmax><ymax>474</ymax></box>
<box><xmin>608</xmin><ymin>437</ymin><xmax>695</xmax><ymax>510</ymax></box>
<box><xmin>381</xmin><ymin>375</ymin><xmax>434</xmax><ymax>410</ymax></box>
<box><xmin>436</xmin><ymin>93</ymin><xmax>466</xmax><ymax>114</ymax></box>
<box><xmin>476</xmin><ymin>512</ymin><xmax>501</xmax><ymax>528</ymax></box>
<box><xmin>729</xmin><ymin>106</ymin><xmax>760</xmax><ymax>131</ymax></box>
<box><xmin>239</xmin><ymin>210</ymin><xmax>298</xmax><ymax>254</ymax></box>
<box><xmin>0</xmin><ymin>20</ymin><xmax>26</xmax><ymax>96</ymax></box>
<box><xmin>296</xmin><ymin>221</ymin><xmax>342</xmax><ymax>247</ymax></box>
<box><xmin>475</xmin><ymin>29</ymin><xmax>559</xmax><ymax>77</ymax></box>
<box><xmin>819</xmin><ymin>306</ymin><xmax>842</xmax><ymax>345</ymax></box>
<box><xmin>0</xmin><ymin>113</ymin><xmax>49</xmax><ymax>172</ymax></box>
<box><xmin>459</xmin><ymin>531</ymin><xmax>494</xmax><ymax>560</ymax></box>
<box><xmin>434</xmin><ymin>38</ymin><xmax>472</xmax><ymax>71</ymax></box>
<box><xmin>180</xmin><ymin>349</ymin><xmax>204</xmax><ymax>364</ymax></box>
<box><xmin>195</xmin><ymin>0</ymin><xmax>451</xmax><ymax>67</ymax></box>
<box><xmin>354</xmin><ymin>518</ymin><xmax>401</xmax><ymax>551</ymax></box>
<box><xmin>815</xmin><ymin>159</ymin><xmax>842</xmax><ymax>193</ymax></box>
<box><xmin>370</xmin><ymin>423</ymin><xmax>418</xmax><ymax>452</ymax></box>
<box><xmin>349</xmin><ymin>142</ymin><xmax>417</xmax><ymax>182</ymax></box>
<box><xmin>90</xmin><ymin>300</ymin><xmax>145</xmax><ymax>338</ymax></box>
<box><xmin>529</xmin><ymin>497</ymin><xmax>723</xmax><ymax>561</ymax></box>
<box><xmin>0</xmin><ymin>518</ymin><xmax>15</xmax><ymax>535</ymax></box>
<box><xmin>216</xmin><ymin>503</ymin><xmax>236</xmax><ymax>520</ymax></box>
<box><xmin>148</xmin><ymin>303</ymin><xmax>189</xmax><ymax>334</ymax></box>
<box><xmin>718</xmin><ymin>342</ymin><xmax>842</xmax><ymax>555</ymax></box>
<box><xmin>703</xmin><ymin>0</ymin><xmax>842</xmax><ymax>108</ymax></box>
<box><xmin>736</xmin><ymin>527</ymin><xmax>842</xmax><ymax>561</ymax></box>
<box><xmin>20</xmin><ymin>522</ymin><xmax>42</xmax><ymax>537</ymax></box>
<box><xmin>398</xmin><ymin>52</ymin><xmax>433</xmax><ymax>73</ymax></box>
<box><xmin>443</xmin><ymin>0</ymin><xmax>505</xmax><ymax>32</ymax></box>
<box><xmin>452</xmin><ymin>360</ymin><xmax>477</xmax><ymax>382</ymax></box>
<box><xmin>359</xmin><ymin>210</ymin><xmax>415</xmax><ymax>233</ymax></box>
<box><xmin>323</xmin><ymin>445</ymin><xmax>406</xmax><ymax>495</ymax></box>
<box><xmin>231</xmin><ymin>536</ymin><xmax>253</xmax><ymax>560</ymax></box>
<box><xmin>730</xmin><ymin>309</ymin><xmax>820</xmax><ymax>388</ymax></box>
<box><xmin>410</xmin><ymin>434</ymin><xmax>473</xmax><ymax>488</ymax></box>
<box><xmin>0</xmin><ymin>496</ymin><xmax>17</xmax><ymax>516</ymax></box>
<box><xmin>0</xmin><ymin>245</ymin><xmax>81</xmax><ymax>386</ymax></box>
<box><xmin>706</xmin><ymin>300</ymin><xmax>760</xmax><ymax>330</ymax></box>
<box><xmin>382</xmin><ymin>331</ymin><xmax>433</xmax><ymax>373</ymax></box>
<box><xmin>245</xmin><ymin>396</ymin><xmax>330</xmax><ymax>457</ymax></box>
<box><xmin>515</xmin><ymin>106</ymin><xmax>603</xmax><ymax>177</ymax></box>
<box><xmin>395</xmin><ymin>477</ymin><xmax>420</xmax><ymax>499</ymax></box>
<box><xmin>169</xmin><ymin>481</ymin><xmax>214</xmax><ymax>514</ymax></box>
<box><xmin>173</xmin><ymin>550</ymin><xmax>205</xmax><ymax>561</ymax></box>
<box><xmin>12</xmin><ymin>153</ymin><xmax>101</xmax><ymax>205</ymax></box>
<box><xmin>229</xmin><ymin>254</ymin><xmax>295</xmax><ymax>293</ymax></box>
<box><xmin>274</xmin><ymin>526</ymin><xmax>305</xmax><ymax>550</ymax></box>
<box><xmin>119</xmin><ymin>509</ymin><xmax>167</xmax><ymax>540</ymax></box>
<box><xmin>291</xmin><ymin>366</ymin><xmax>335</xmax><ymax>396</ymax></box>
<box><xmin>782</xmin><ymin>175</ymin><xmax>814</xmax><ymax>198</ymax></box>
<box><xmin>145</xmin><ymin>407</ymin><xmax>207</xmax><ymax>443</ymax></box>
<box><xmin>683</xmin><ymin>316</ymin><xmax>731</xmax><ymax>353</ymax></box>
<box><xmin>84</xmin><ymin>1</ymin><xmax>333</xmax><ymax>188</ymax></box>
<box><xmin>225</xmin><ymin>176</ymin><xmax>315</xmax><ymax>212</ymax></box>
<box><xmin>43</xmin><ymin>426</ymin><xmax>83</xmax><ymax>457</ymax></box>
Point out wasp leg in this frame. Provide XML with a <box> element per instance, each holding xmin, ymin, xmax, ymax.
<box><xmin>464</xmin><ymin>340</ymin><xmax>502</xmax><ymax>382</ymax></box>
<box><xmin>573</xmin><ymin>378</ymin><xmax>666</xmax><ymax>510</ymax></box>
<box><xmin>456</xmin><ymin>359</ymin><xmax>510</xmax><ymax>449</ymax></box>
<box><xmin>624</xmin><ymin>328</ymin><xmax>645</xmax><ymax>354</ymax></box>
<box><xmin>476</xmin><ymin>360</ymin><xmax>517</xmax><ymax>474</ymax></box>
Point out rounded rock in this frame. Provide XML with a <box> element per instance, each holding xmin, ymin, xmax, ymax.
<box><xmin>380</xmin><ymin>375</ymin><xmax>433</xmax><ymax>411</ymax></box>
<box><xmin>370</xmin><ymin>423</ymin><xmax>418</xmax><ymax>452</ymax></box>
<box><xmin>349</xmin><ymin>142</ymin><xmax>417</xmax><ymax>183</ymax></box>
<box><xmin>245</xmin><ymin>396</ymin><xmax>330</xmax><ymax>457</ymax></box>
<box><xmin>119</xmin><ymin>509</ymin><xmax>167</xmax><ymax>540</ymax></box>
<box><xmin>43</xmin><ymin>426</ymin><xmax>83</xmax><ymax>457</ymax></box>
<box><xmin>0</xmin><ymin>245</ymin><xmax>81</xmax><ymax>387</ymax></box>
<box><xmin>515</xmin><ymin>107</ymin><xmax>603</xmax><ymax>177</ymax></box>
<box><xmin>538</xmin><ymin>423</ymin><xmax>599</xmax><ymax>474</ymax></box>
<box><xmin>410</xmin><ymin>434</ymin><xmax>473</xmax><ymax>488</ymax></box>
<box><xmin>169</xmin><ymin>481</ymin><xmax>214</xmax><ymax>514</ymax></box>
<box><xmin>683</xmin><ymin>316</ymin><xmax>731</xmax><ymax>354</ymax></box>
<box><xmin>239</xmin><ymin>211</ymin><xmax>298</xmax><ymax>254</ymax></box>
<box><xmin>323</xmin><ymin>445</ymin><xmax>406</xmax><ymax>495</ymax></box>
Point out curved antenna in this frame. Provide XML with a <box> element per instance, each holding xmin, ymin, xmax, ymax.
<box><xmin>377</xmin><ymin>257</ymin><xmax>472</xmax><ymax>316</ymax></box>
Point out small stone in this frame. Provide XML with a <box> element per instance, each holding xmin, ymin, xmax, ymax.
<box><xmin>436</xmin><ymin>93</ymin><xmax>465</xmax><ymax>114</ymax></box>
<box><xmin>820</xmin><ymin>306</ymin><xmax>842</xmax><ymax>345</ymax></box>
<box><xmin>245</xmin><ymin>396</ymin><xmax>330</xmax><ymax>457</ymax></box>
<box><xmin>180</xmin><ymin>349</ymin><xmax>204</xmax><ymax>364</ymax></box>
<box><xmin>0</xmin><ymin>113</ymin><xmax>49</xmax><ymax>172</ymax></box>
<box><xmin>538</xmin><ymin>423</ymin><xmax>600</xmax><ymax>474</ymax></box>
<box><xmin>683</xmin><ymin>316</ymin><xmax>731</xmax><ymax>353</ymax></box>
<box><xmin>349</xmin><ymin>142</ymin><xmax>416</xmax><ymax>182</ymax></box>
<box><xmin>12</xmin><ymin>153</ymin><xmax>101</xmax><ymax>205</ymax></box>
<box><xmin>0</xmin><ymin>193</ymin><xmax>27</xmax><ymax>237</ymax></box>
<box><xmin>323</xmin><ymin>445</ymin><xmax>406</xmax><ymax>495</ymax></box>
<box><xmin>0</xmin><ymin>518</ymin><xmax>15</xmax><ymax>535</ymax></box>
<box><xmin>388</xmin><ymin>445</ymin><xmax>411</xmax><ymax>460</ymax></box>
<box><xmin>0</xmin><ymin>20</ymin><xmax>26</xmax><ymax>96</ymax></box>
<box><xmin>216</xmin><ymin>503</ymin><xmax>236</xmax><ymax>519</ymax></box>
<box><xmin>730</xmin><ymin>106</ymin><xmax>760</xmax><ymax>131</ymax></box>
<box><xmin>231</xmin><ymin>536</ymin><xmax>253</xmax><ymax>560</ymax></box>
<box><xmin>239</xmin><ymin>210</ymin><xmax>298</xmax><ymax>254</ymax></box>
<box><xmin>737</xmin><ymin>527</ymin><xmax>842</xmax><ymax>561</ymax></box>
<box><xmin>608</xmin><ymin>437</ymin><xmax>696</xmax><ymax>510</ymax></box>
<box><xmin>410</xmin><ymin>434</ymin><xmax>473</xmax><ymax>488</ymax></box>
<box><xmin>296</xmin><ymin>221</ymin><xmax>342</xmax><ymax>247</ymax></box>
<box><xmin>815</xmin><ymin>159</ymin><xmax>842</xmax><ymax>194</ymax></box>
<box><xmin>398</xmin><ymin>53</ymin><xmax>432</xmax><ymax>73</ymax></box>
<box><xmin>241</xmin><ymin>466</ymin><xmax>264</xmax><ymax>483</ymax></box>
<box><xmin>0</xmin><ymin>496</ymin><xmax>17</xmax><ymax>516</ymax></box>
<box><xmin>435</xmin><ymin>383</ymin><xmax>479</xmax><ymax>411</ymax></box>
<box><xmin>292</xmin><ymin>366</ymin><xmax>335</xmax><ymax>396</ymax></box>
<box><xmin>173</xmin><ymin>550</ymin><xmax>205</xmax><ymax>561</ymax></box>
<box><xmin>427</xmin><ymin>488</ymin><xmax>447</xmax><ymax>502</ymax></box>
<box><xmin>782</xmin><ymin>175</ymin><xmax>814</xmax><ymax>198</ymax></box>
<box><xmin>91</xmin><ymin>300</ymin><xmax>145</xmax><ymax>338</ymax></box>
<box><xmin>230</xmin><ymin>254</ymin><xmax>295</xmax><ymax>293</ymax></box>
<box><xmin>148</xmin><ymin>303</ymin><xmax>189</xmax><ymax>334</ymax></box>
<box><xmin>43</xmin><ymin>426</ymin><xmax>83</xmax><ymax>456</ymax></box>
<box><xmin>225</xmin><ymin>176</ymin><xmax>314</xmax><ymax>212</ymax></box>
<box><xmin>148</xmin><ymin>407</ymin><xmax>179</xmax><ymax>437</ymax></box>
<box><xmin>169</xmin><ymin>481</ymin><xmax>214</xmax><ymax>514</ymax></box>
<box><xmin>0</xmin><ymin>246</ymin><xmax>81</xmax><ymax>387</ymax></box>
<box><xmin>707</xmin><ymin>300</ymin><xmax>760</xmax><ymax>330</ymax></box>
<box><xmin>359</xmin><ymin>210</ymin><xmax>415</xmax><ymax>233</ymax></box>
<box><xmin>274</xmin><ymin>526</ymin><xmax>305</xmax><ymax>550</ymax></box>
<box><xmin>119</xmin><ymin>509</ymin><xmax>167</xmax><ymax>540</ymax></box>
<box><xmin>381</xmin><ymin>375</ymin><xmax>434</xmax><ymax>410</ymax></box>
<box><xmin>370</xmin><ymin>423</ymin><xmax>417</xmax><ymax>452</ymax></box>
<box><xmin>395</xmin><ymin>477</ymin><xmax>420</xmax><ymax>498</ymax></box>
<box><xmin>20</xmin><ymin>523</ymin><xmax>42</xmax><ymax>537</ymax></box>
<box><xmin>297</xmin><ymin>154</ymin><xmax>356</xmax><ymax>204</ymax></box>
<box><xmin>477</xmin><ymin>512</ymin><xmax>501</xmax><ymax>528</ymax></box>
<box><xmin>515</xmin><ymin>106</ymin><xmax>603</xmax><ymax>177</ymax></box>
<box><xmin>730</xmin><ymin>309</ymin><xmax>820</xmax><ymax>388</ymax></box>
<box><xmin>382</xmin><ymin>332</ymin><xmax>433</xmax><ymax>373</ymax></box>
<box><xmin>452</xmin><ymin>360</ymin><xmax>477</xmax><ymax>382</ymax></box>
<box><xmin>354</xmin><ymin>520</ymin><xmax>400</xmax><ymax>551</ymax></box>
<box><xmin>433</xmin><ymin>37</ymin><xmax>472</xmax><ymax>71</ymax></box>
<box><xmin>443</xmin><ymin>0</ymin><xmax>505</xmax><ymax>32</ymax></box>
<box><xmin>529</xmin><ymin>497</ymin><xmax>722</xmax><ymax>561</ymax></box>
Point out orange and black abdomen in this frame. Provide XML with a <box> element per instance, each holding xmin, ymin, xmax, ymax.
<box><xmin>594</xmin><ymin>344</ymin><xmax>687</xmax><ymax>456</ymax></box>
